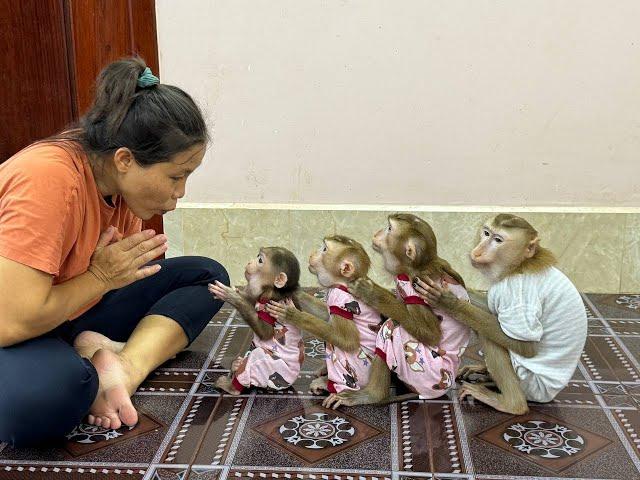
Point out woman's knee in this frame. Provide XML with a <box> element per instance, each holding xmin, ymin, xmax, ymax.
<box><xmin>166</xmin><ymin>256</ymin><xmax>230</xmax><ymax>287</ymax></box>
<box><xmin>0</xmin><ymin>341</ymin><xmax>98</xmax><ymax>447</ymax></box>
<box><xmin>197</xmin><ymin>256</ymin><xmax>230</xmax><ymax>286</ymax></box>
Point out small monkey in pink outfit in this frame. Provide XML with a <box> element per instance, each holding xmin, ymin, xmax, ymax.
<box><xmin>209</xmin><ymin>247</ymin><xmax>304</xmax><ymax>394</ymax></box>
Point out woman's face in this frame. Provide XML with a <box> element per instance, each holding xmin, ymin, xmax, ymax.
<box><xmin>117</xmin><ymin>144</ymin><xmax>205</xmax><ymax>220</ymax></box>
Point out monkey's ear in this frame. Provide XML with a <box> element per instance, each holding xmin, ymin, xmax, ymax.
<box><xmin>405</xmin><ymin>240</ymin><xmax>418</xmax><ymax>262</ymax></box>
<box><xmin>525</xmin><ymin>237</ymin><xmax>539</xmax><ymax>259</ymax></box>
<box><xmin>274</xmin><ymin>272</ymin><xmax>288</xmax><ymax>289</ymax></box>
<box><xmin>340</xmin><ymin>259</ymin><xmax>355</xmax><ymax>279</ymax></box>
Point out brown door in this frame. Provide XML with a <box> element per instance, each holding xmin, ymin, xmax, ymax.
<box><xmin>0</xmin><ymin>0</ymin><xmax>163</xmax><ymax>234</ymax></box>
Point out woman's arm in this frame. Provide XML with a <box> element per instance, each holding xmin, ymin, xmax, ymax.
<box><xmin>0</xmin><ymin>256</ymin><xmax>107</xmax><ymax>346</ymax></box>
<box><xmin>0</xmin><ymin>228</ymin><xmax>168</xmax><ymax>347</ymax></box>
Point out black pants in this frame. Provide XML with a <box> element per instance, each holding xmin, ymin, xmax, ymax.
<box><xmin>0</xmin><ymin>256</ymin><xmax>229</xmax><ymax>447</ymax></box>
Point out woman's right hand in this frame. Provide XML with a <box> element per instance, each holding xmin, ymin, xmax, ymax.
<box><xmin>88</xmin><ymin>227</ymin><xmax>168</xmax><ymax>291</ymax></box>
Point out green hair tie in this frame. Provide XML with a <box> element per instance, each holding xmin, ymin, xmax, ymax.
<box><xmin>137</xmin><ymin>67</ymin><xmax>159</xmax><ymax>88</ymax></box>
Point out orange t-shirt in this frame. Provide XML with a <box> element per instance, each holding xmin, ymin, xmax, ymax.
<box><xmin>0</xmin><ymin>142</ymin><xmax>142</xmax><ymax>318</ymax></box>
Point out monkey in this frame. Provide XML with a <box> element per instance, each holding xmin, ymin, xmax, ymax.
<box><xmin>414</xmin><ymin>213</ymin><xmax>588</xmax><ymax>414</ymax></box>
<box><xmin>312</xmin><ymin>214</ymin><xmax>472</xmax><ymax>409</ymax></box>
<box><xmin>265</xmin><ymin>235</ymin><xmax>385</xmax><ymax>401</ymax></box>
<box><xmin>208</xmin><ymin>247</ymin><xmax>304</xmax><ymax>394</ymax></box>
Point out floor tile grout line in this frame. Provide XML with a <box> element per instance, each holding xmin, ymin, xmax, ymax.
<box><xmin>215</xmin><ymin>465</ymin><xmax>394</xmax><ymax>475</ymax></box>
<box><xmin>577</xmin><ymin>361</ymin><xmax>640</xmax><ymax>473</ymax></box>
<box><xmin>143</xmin><ymin>463</ymin><xmax>190</xmax><ymax>477</ymax></box>
<box><xmin>218</xmin><ymin>465</ymin><xmax>230</xmax><ymax>479</ymax></box>
<box><xmin>186</xmin><ymin>396</ymin><xmax>224</xmax><ymax>472</ymax></box>
<box><xmin>583</xmin><ymin>294</ymin><xmax>640</xmax><ymax>373</ymax></box>
<box><xmin>144</xmin><ymin>389</ymin><xmax>198</xmax><ymax>474</ymax></box>
<box><xmin>0</xmin><ymin>460</ymin><xmax>150</xmax><ymax>467</ymax></box>
<box><xmin>144</xmin><ymin>308</ymin><xmax>236</xmax><ymax>476</ymax></box>
<box><xmin>452</xmin><ymin>391</ymin><xmax>476</xmax><ymax>476</ymax></box>
<box><xmin>390</xmin><ymin>402</ymin><xmax>399</xmax><ymax>471</ymax></box>
<box><xmin>223</xmin><ymin>393</ymin><xmax>255</xmax><ymax>466</ymax></box>
<box><xmin>581</xmin><ymin>295</ymin><xmax>633</xmax><ymax>384</ymax></box>
<box><xmin>476</xmin><ymin>475</ymin><xmax>615</xmax><ymax>480</ymax></box>
<box><xmin>195</xmin><ymin>309</ymin><xmax>239</xmax><ymax>386</ymax></box>
<box><xmin>396</xmin><ymin>473</ymin><xmax>472</xmax><ymax>479</ymax></box>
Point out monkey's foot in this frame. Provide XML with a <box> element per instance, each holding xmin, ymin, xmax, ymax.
<box><xmin>74</xmin><ymin>331</ymin><xmax>126</xmax><ymax>359</ymax></box>
<box><xmin>314</xmin><ymin>365</ymin><xmax>328</xmax><ymax>378</ymax></box>
<box><xmin>456</xmin><ymin>363</ymin><xmax>491</xmax><ymax>383</ymax></box>
<box><xmin>323</xmin><ymin>392</ymin><xmax>355</xmax><ymax>409</ymax></box>
<box><xmin>310</xmin><ymin>376</ymin><xmax>328</xmax><ymax>395</ymax></box>
<box><xmin>215</xmin><ymin>376</ymin><xmax>242</xmax><ymax>395</ymax></box>
<box><xmin>459</xmin><ymin>382</ymin><xmax>528</xmax><ymax>415</ymax></box>
<box><xmin>230</xmin><ymin>357</ymin><xmax>244</xmax><ymax>374</ymax></box>
<box><xmin>322</xmin><ymin>390</ymin><xmax>379</xmax><ymax>409</ymax></box>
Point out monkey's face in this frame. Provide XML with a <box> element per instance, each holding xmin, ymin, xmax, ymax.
<box><xmin>308</xmin><ymin>240</ymin><xmax>343</xmax><ymax>287</ymax></box>
<box><xmin>372</xmin><ymin>219</ymin><xmax>403</xmax><ymax>274</ymax></box>
<box><xmin>470</xmin><ymin>223</ymin><xmax>533</xmax><ymax>283</ymax></box>
<box><xmin>245</xmin><ymin>250</ymin><xmax>276</xmax><ymax>297</ymax></box>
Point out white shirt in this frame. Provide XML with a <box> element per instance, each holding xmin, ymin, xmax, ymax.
<box><xmin>488</xmin><ymin>266</ymin><xmax>587</xmax><ymax>402</ymax></box>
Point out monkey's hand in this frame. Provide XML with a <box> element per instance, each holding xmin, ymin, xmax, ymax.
<box><xmin>265</xmin><ymin>299</ymin><xmax>304</xmax><ymax>326</ymax></box>
<box><xmin>413</xmin><ymin>277</ymin><xmax>458</xmax><ymax>310</ymax></box>
<box><xmin>322</xmin><ymin>392</ymin><xmax>358</xmax><ymax>409</ymax></box>
<box><xmin>348</xmin><ymin>276</ymin><xmax>376</xmax><ymax>301</ymax></box>
<box><xmin>208</xmin><ymin>280</ymin><xmax>246</xmax><ymax>307</ymax></box>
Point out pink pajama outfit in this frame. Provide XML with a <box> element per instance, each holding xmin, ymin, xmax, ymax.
<box><xmin>232</xmin><ymin>299</ymin><xmax>305</xmax><ymax>392</ymax></box>
<box><xmin>325</xmin><ymin>285</ymin><xmax>383</xmax><ymax>394</ymax></box>
<box><xmin>375</xmin><ymin>274</ymin><xmax>471</xmax><ymax>399</ymax></box>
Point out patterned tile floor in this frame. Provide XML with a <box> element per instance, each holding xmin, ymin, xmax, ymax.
<box><xmin>2</xmin><ymin>293</ymin><xmax>640</xmax><ymax>479</ymax></box>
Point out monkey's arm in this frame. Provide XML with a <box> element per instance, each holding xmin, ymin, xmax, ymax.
<box><xmin>349</xmin><ymin>277</ymin><xmax>441</xmax><ymax>346</ymax></box>
<box><xmin>294</xmin><ymin>312</ymin><xmax>361</xmax><ymax>353</ymax></box>
<box><xmin>292</xmin><ymin>290</ymin><xmax>330</xmax><ymax>321</ymax></box>
<box><xmin>266</xmin><ymin>301</ymin><xmax>361</xmax><ymax>353</ymax></box>
<box><xmin>208</xmin><ymin>281</ymin><xmax>276</xmax><ymax>340</ymax></box>
<box><xmin>467</xmin><ymin>288</ymin><xmax>492</xmax><ymax>314</ymax></box>
<box><xmin>234</xmin><ymin>299</ymin><xmax>275</xmax><ymax>341</ymax></box>
<box><xmin>414</xmin><ymin>278</ymin><xmax>536</xmax><ymax>357</ymax></box>
<box><xmin>442</xmin><ymin>299</ymin><xmax>536</xmax><ymax>358</ymax></box>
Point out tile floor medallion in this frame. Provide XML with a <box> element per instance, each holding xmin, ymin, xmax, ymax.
<box><xmin>252</xmin><ymin>403</ymin><xmax>384</xmax><ymax>464</ymax></box>
<box><xmin>476</xmin><ymin>411</ymin><xmax>612</xmax><ymax>473</ymax></box>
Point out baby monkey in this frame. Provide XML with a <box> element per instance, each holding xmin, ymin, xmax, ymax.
<box><xmin>266</xmin><ymin>236</ymin><xmax>382</xmax><ymax>402</ymax></box>
<box><xmin>209</xmin><ymin>247</ymin><xmax>304</xmax><ymax>394</ymax></box>
<box><xmin>322</xmin><ymin>213</ymin><xmax>472</xmax><ymax>408</ymax></box>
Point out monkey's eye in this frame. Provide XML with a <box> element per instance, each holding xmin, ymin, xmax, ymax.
<box><xmin>257</xmin><ymin>254</ymin><xmax>264</xmax><ymax>264</ymax></box>
<box><xmin>386</xmin><ymin>224</ymin><xmax>392</xmax><ymax>232</ymax></box>
<box><xmin>483</xmin><ymin>229</ymin><xmax>490</xmax><ymax>237</ymax></box>
<box><xmin>494</xmin><ymin>237</ymin><xmax>504</xmax><ymax>244</ymax></box>
<box><xmin>321</xmin><ymin>244</ymin><xmax>328</xmax><ymax>253</ymax></box>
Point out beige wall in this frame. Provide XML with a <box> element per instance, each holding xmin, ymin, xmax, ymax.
<box><xmin>156</xmin><ymin>0</ymin><xmax>640</xmax><ymax>207</ymax></box>
<box><xmin>164</xmin><ymin>207</ymin><xmax>640</xmax><ymax>293</ymax></box>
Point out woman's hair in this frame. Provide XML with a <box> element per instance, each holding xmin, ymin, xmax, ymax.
<box><xmin>45</xmin><ymin>57</ymin><xmax>208</xmax><ymax>165</ymax></box>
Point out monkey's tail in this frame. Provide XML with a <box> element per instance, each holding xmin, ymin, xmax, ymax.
<box><xmin>378</xmin><ymin>392</ymin><xmax>420</xmax><ymax>405</ymax></box>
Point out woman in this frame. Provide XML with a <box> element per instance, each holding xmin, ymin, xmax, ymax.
<box><xmin>0</xmin><ymin>58</ymin><xmax>229</xmax><ymax>446</ymax></box>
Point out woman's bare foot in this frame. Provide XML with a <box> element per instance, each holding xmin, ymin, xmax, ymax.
<box><xmin>87</xmin><ymin>349</ymin><xmax>142</xmax><ymax>430</ymax></box>
<box><xmin>215</xmin><ymin>376</ymin><xmax>242</xmax><ymax>395</ymax></box>
<box><xmin>74</xmin><ymin>331</ymin><xmax>125</xmax><ymax>359</ymax></box>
